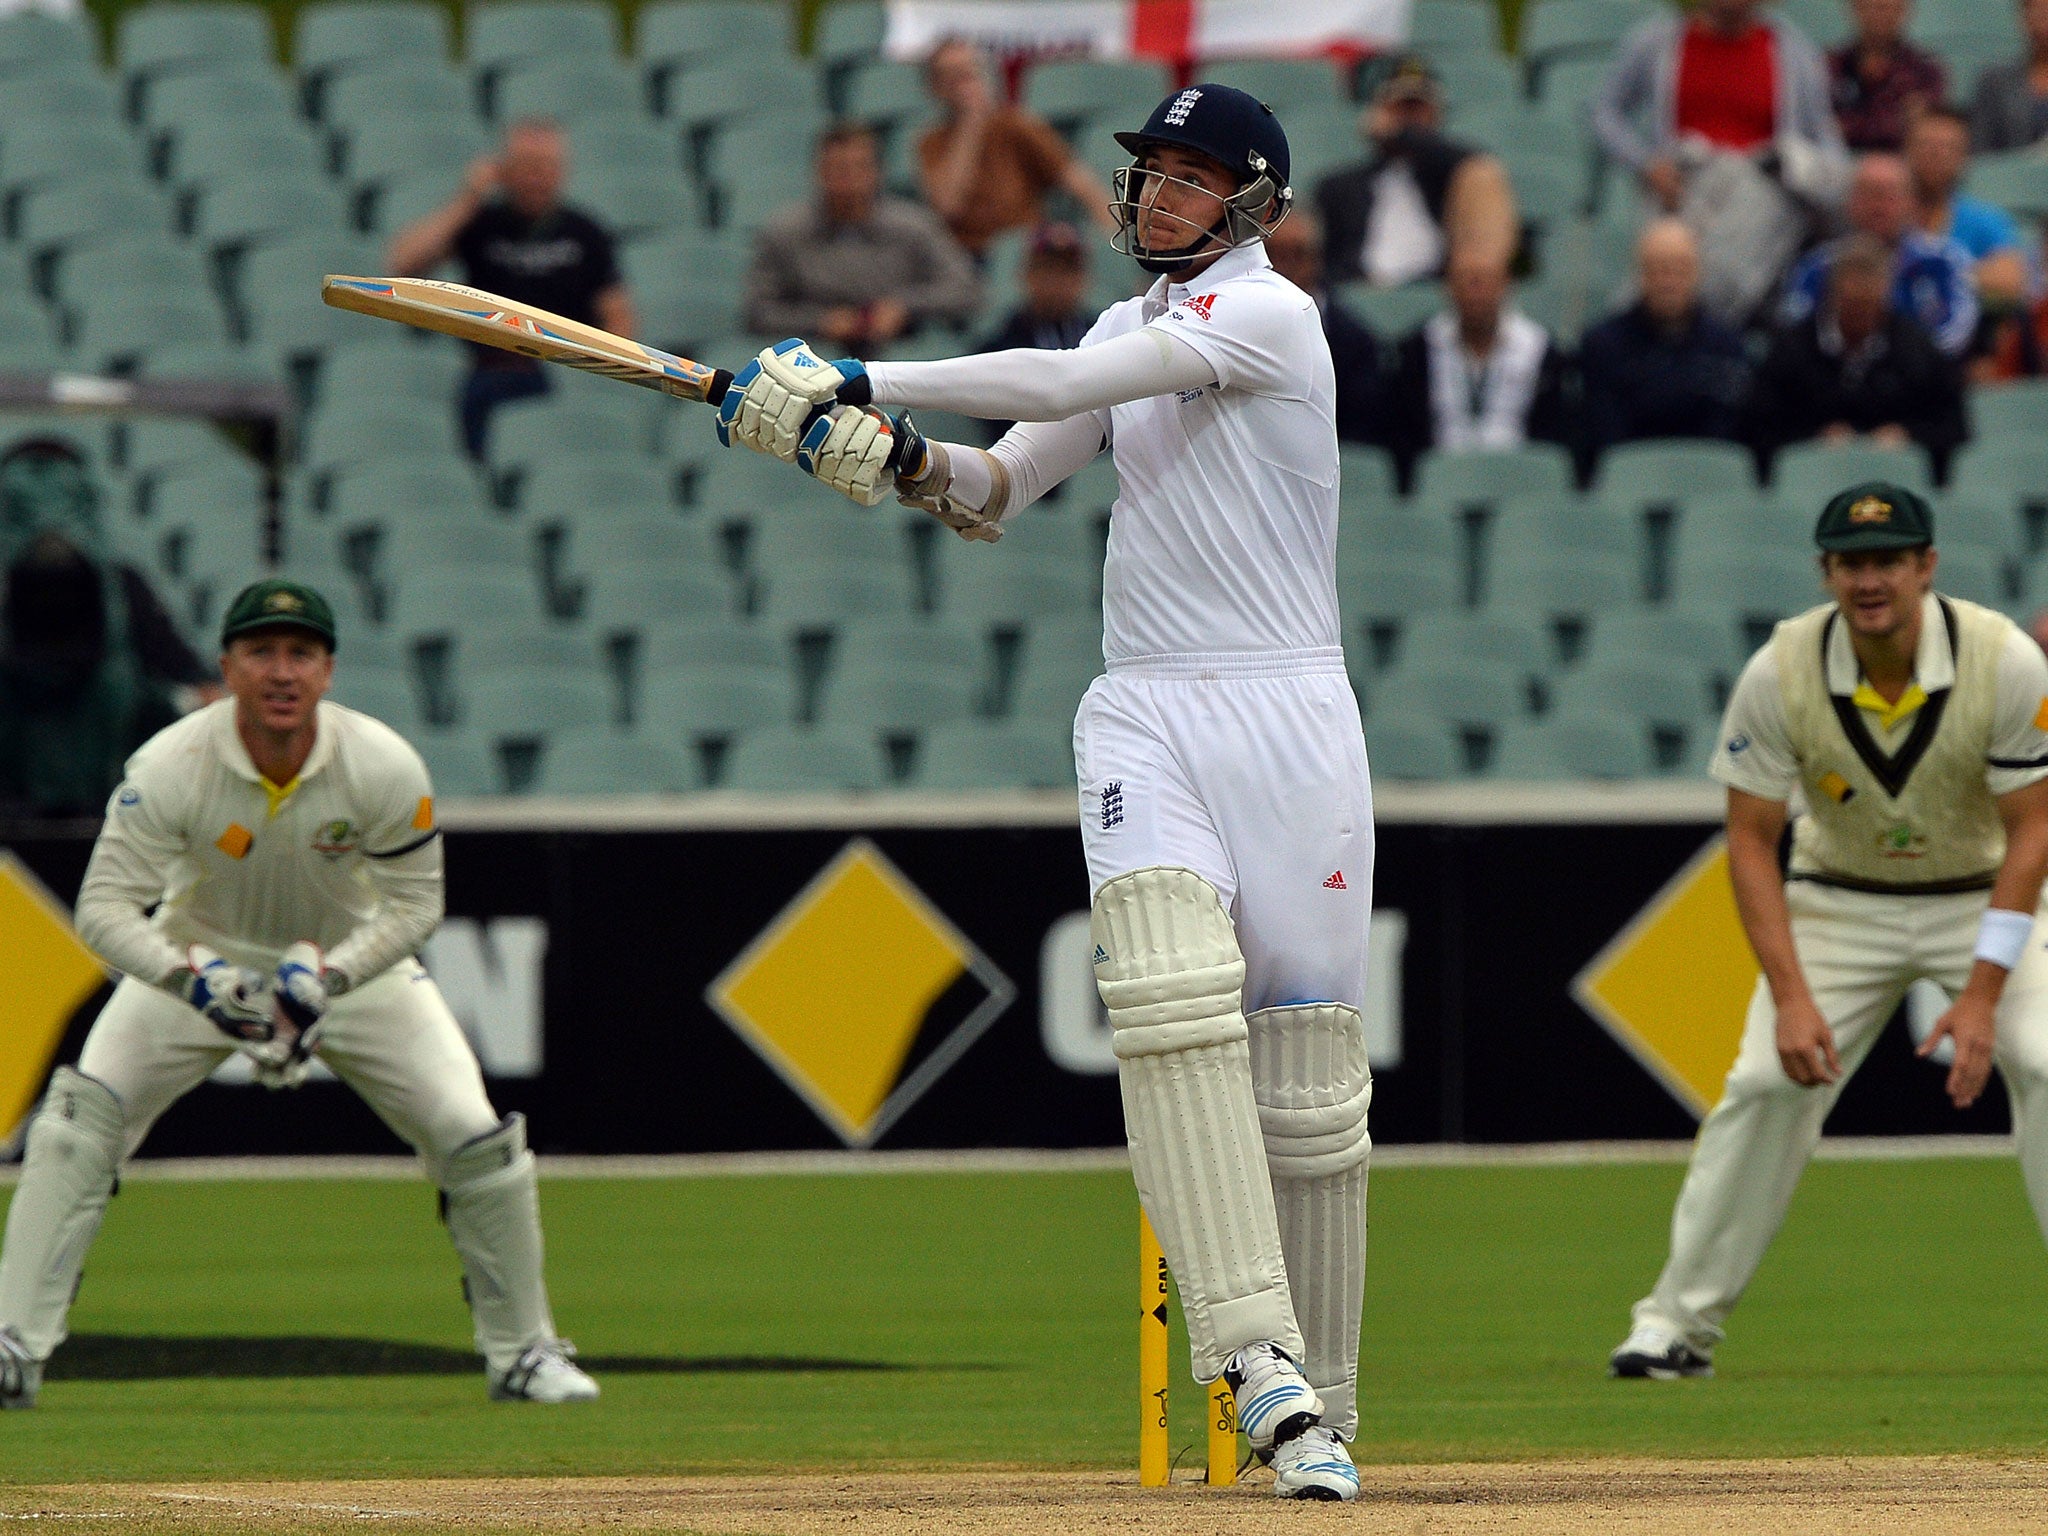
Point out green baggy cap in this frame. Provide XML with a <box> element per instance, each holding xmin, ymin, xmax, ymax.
<box><xmin>219</xmin><ymin>579</ymin><xmax>337</xmax><ymax>650</ymax></box>
<box><xmin>1814</xmin><ymin>481</ymin><xmax>1935</xmax><ymax>553</ymax></box>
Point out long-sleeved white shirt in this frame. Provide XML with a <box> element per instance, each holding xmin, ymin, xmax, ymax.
<box><xmin>76</xmin><ymin>699</ymin><xmax>444</xmax><ymax>991</ymax></box>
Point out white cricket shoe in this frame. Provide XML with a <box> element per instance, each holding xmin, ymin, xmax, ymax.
<box><xmin>0</xmin><ymin>1326</ymin><xmax>41</xmax><ymax>1410</ymax></box>
<box><xmin>1271</xmin><ymin>1424</ymin><xmax>1359</xmax><ymax>1502</ymax></box>
<box><xmin>1609</xmin><ymin>1322</ymin><xmax>1713</xmax><ymax>1379</ymax></box>
<box><xmin>490</xmin><ymin>1339</ymin><xmax>600</xmax><ymax>1403</ymax></box>
<box><xmin>1222</xmin><ymin>1341</ymin><xmax>1323</xmax><ymax>1453</ymax></box>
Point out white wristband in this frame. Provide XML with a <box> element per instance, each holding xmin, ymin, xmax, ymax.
<box><xmin>1975</xmin><ymin>907</ymin><xmax>2035</xmax><ymax>971</ymax></box>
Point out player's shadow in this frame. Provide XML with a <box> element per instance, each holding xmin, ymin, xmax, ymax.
<box><xmin>48</xmin><ymin>1335</ymin><xmax>946</xmax><ymax>1379</ymax></box>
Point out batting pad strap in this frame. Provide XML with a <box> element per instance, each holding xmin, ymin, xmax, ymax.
<box><xmin>1249</xmin><ymin>1004</ymin><xmax>1373</xmax><ymax>1180</ymax></box>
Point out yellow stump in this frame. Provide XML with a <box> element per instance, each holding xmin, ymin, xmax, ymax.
<box><xmin>1207</xmin><ymin>1377</ymin><xmax>1238</xmax><ymax>1485</ymax></box>
<box><xmin>1139</xmin><ymin>1211</ymin><xmax>1170</xmax><ymax>1486</ymax></box>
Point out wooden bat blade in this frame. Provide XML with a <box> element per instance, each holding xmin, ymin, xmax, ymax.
<box><xmin>321</xmin><ymin>275</ymin><xmax>731</xmax><ymax>405</ymax></box>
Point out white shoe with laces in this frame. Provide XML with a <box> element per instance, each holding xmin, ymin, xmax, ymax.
<box><xmin>1270</xmin><ymin>1423</ymin><xmax>1360</xmax><ymax>1502</ymax></box>
<box><xmin>1609</xmin><ymin>1322</ymin><xmax>1714</xmax><ymax>1379</ymax></box>
<box><xmin>1222</xmin><ymin>1341</ymin><xmax>1323</xmax><ymax>1454</ymax></box>
<box><xmin>490</xmin><ymin>1339</ymin><xmax>600</xmax><ymax>1402</ymax></box>
<box><xmin>0</xmin><ymin>1326</ymin><xmax>41</xmax><ymax>1409</ymax></box>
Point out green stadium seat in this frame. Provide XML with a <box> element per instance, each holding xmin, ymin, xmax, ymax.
<box><xmin>1593</xmin><ymin>438</ymin><xmax>1757</xmax><ymax>512</ymax></box>
<box><xmin>239</xmin><ymin>231</ymin><xmax>382</xmax><ymax>317</ymax></box>
<box><xmin>1485</xmin><ymin>498</ymin><xmax>1644</xmax><ymax>601</ymax></box>
<box><xmin>572</xmin><ymin>118</ymin><xmax>685</xmax><ymax>182</ymax></box>
<box><xmin>0</xmin><ymin>124</ymin><xmax>146</xmax><ymax>198</ymax></box>
<box><xmin>829</xmin><ymin>614</ymin><xmax>985</xmax><ymax>687</ymax></box>
<box><xmin>1771</xmin><ymin>441</ymin><xmax>1933</xmax><ymax>504</ymax></box>
<box><xmin>1971</xmin><ymin>381</ymin><xmax>2048</xmax><ymax>441</ymax></box>
<box><xmin>328</xmin><ymin>667</ymin><xmax>426</xmax><ymax>733</ymax></box>
<box><xmin>915</xmin><ymin>719</ymin><xmax>1073</xmax><ymax>791</ymax></box>
<box><xmin>1483</xmin><ymin>545</ymin><xmax>1638</xmax><ymax>622</ymax></box>
<box><xmin>844</xmin><ymin>60</ymin><xmax>930</xmax><ymax>124</ymax></box>
<box><xmin>414</xmin><ymin>726</ymin><xmax>504</xmax><ymax>793</ymax></box>
<box><xmin>1951</xmin><ymin>441</ymin><xmax>2048</xmax><ymax>511</ymax></box>
<box><xmin>0</xmin><ymin>67</ymin><xmax>123</xmax><ymax>126</ymax></box>
<box><xmin>164</xmin><ymin>121</ymin><xmax>327</xmax><ymax>190</ymax></box>
<box><xmin>140</xmin><ymin>65</ymin><xmax>298</xmax><ymax>129</ymax></box>
<box><xmin>494</xmin><ymin>58</ymin><xmax>645</xmax><ymax>124</ymax></box>
<box><xmin>1668</xmin><ymin>493</ymin><xmax>1811</xmax><ymax>564</ymax></box>
<box><xmin>1338</xmin><ymin>445</ymin><xmax>1399</xmax><ymax>502</ymax></box>
<box><xmin>1338</xmin><ymin>506</ymin><xmax>1461</xmax><ymax>610</ymax></box>
<box><xmin>580</xmin><ymin>566</ymin><xmax>733</xmax><ymax>631</ymax></box>
<box><xmin>1367</xmin><ymin>656</ymin><xmax>1524</xmax><ymax>744</ymax></box>
<box><xmin>339</xmin><ymin>114</ymin><xmax>488</xmax><ymax>189</ymax></box>
<box><xmin>487</xmin><ymin>398</ymin><xmax>649</xmax><ymax>476</ymax></box>
<box><xmin>1934</xmin><ymin>495</ymin><xmax>2026</xmax><ymax>557</ymax></box>
<box><xmin>0</xmin><ymin>12</ymin><xmax>99</xmax><ymax>75</ymax></box>
<box><xmin>322</xmin><ymin>60</ymin><xmax>472</xmax><ymax>128</ymax></box>
<box><xmin>814</xmin><ymin>0</ymin><xmax>885</xmax><ymax>65</ymax></box>
<box><xmin>1337</xmin><ymin>280</ymin><xmax>1442</xmax><ymax>339</ymax></box>
<box><xmin>1201</xmin><ymin>57</ymin><xmax>1351</xmax><ymax>112</ymax></box>
<box><xmin>463</xmin><ymin>669</ymin><xmax>614</xmax><ymax>772</ymax></box>
<box><xmin>1434</xmin><ymin>51</ymin><xmax>1523</xmax><ymax>111</ymax></box>
<box><xmin>466</xmin><ymin>1</ymin><xmax>621</xmax><ymax>73</ymax></box>
<box><xmin>756</xmin><ymin>567</ymin><xmax>917</xmax><ymax>631</ymax></box>
<box><xmin>623</xmin><ymin>231</ymin><xmax>745</xmax><ymax>351</ymax></box>
<box><xmin>362</xmin><ymin>171</ymin><xmax>469</xmax><ymax>237</ymax></box>
<box><xmin>1023</xmin><ymin>61</ymin><xmax>1172</xmax><ymax>129</ymax></box>
<box><xmin>820</xmin><ymin>669</ymin><xmax>979</xmax><ymax>735</ymax></box>
<box><xmin>1531</xmin><ymin>56</ymin><xmax>1611</xmax><ymax>126</ymax></box>
<box><xmin>151</xmin><ymin>468</ymin><xmax>264</xmax><ymax>574</ymax></box>
<box><xmin>196</xmin><ymin>178</ymin><xmax>352</xmax><ymax>249</ymax></box>
<box><xmin>1340</xmin><ymin>553</ymin><xmax>1463</xmax><ymax>667</ymax></box>
<box><xmin>636</xmin><ymin>0</ymin><xmax>789</xmax><ymax>75</ymax></box>
<box><xmin>1774</xmin><ymin>0</ymin><xmax>1849</xmax><ymax>47</ymax></box>
<box><xmin>1671</xmin><ymin>547</ymin><xmax>1826</xmax><ymax>642</ymax></box>
<box><xmin>303</xmin><ymin>406</ymin><xmax>468</xmax><ymax>478</ymax></box>
<box><xmin>53</xmin><ymin>238</ymin><xmax>210</xmax><ymax>311</ymax></box>
<box><xmin>138</xmin><ymin>342</ymin><xmax>278</xmax><ymax>386</ymax></box>
<box><xmin>1006</xmin><ymin>611</ymin><xmax>1101</xmax><ymax>721</ymax></box>
<box><xmin>535</xmin><ymin>731</ymin><xmax>696</xmax><ymax>793</ymax></box>
<box><xmin>1579</xmin><ymin>605</ymin><xmax>1746</xmax><ymax>675</ymax></box>
<box><xmin>721</xmin><ymin>723</ymin><xmax>883</xmax><ymax>791</ymax></box>
<box><xmin>120</xmin><ymin>3</ymin><xmax>274</xmax><ymax>76</ymax></box>
<box><xmin>1521</xmin><ymin>0</ymin><xmax>1642</xmax><ymax>68</ymax></box>
<box><xmin>633</xmin><ymin>615</ymin><xmax>783</xmax><ymax>672</ymax></box>
<box><xmin>1936</xmin><ymin>546</ymin><xmax>2015</xmax><ymax>607</ymax></box>
<box><xmin>1409</xmin><ymin>0</ymin><xmax>1501</xmax><ymax>57</ymax></box>
<box><xmin>563</xmin><ymin>165</ymin><xmax>699</xmax><ymax>241</ymax></box>
<box><xmin>0</xmin><ymin>297</ymin><xmax>63</xmax><ymax>369</ymax></box>
<box><xmin>19</xmin><ymin>182</ymin><xmax>176</xmax><ymax>257</ymax></box>
<box><xmin>1363</xmin><ymin>716</ymin><xmax>1460</xmax><ymax>780</ymax></box>
<box><xmin>110</xmin><ymin>418</ymin><xmax>244</xmax><ymax>482</ymax></box>
<box><xmin>318</xmin><ymin>339</ymin><xmax>467</xmax><ymax>409</ymax></box>
<box><xmin>386</xmin><ymin>567</ymin><xmax>548</xmax><ymax>643</ymax></box>
<box><xmin>1489</xmin><ymin>709</ymin><xmax>1655</xmax><ymax>780</ymax></box>
<box><xmin>521</xmin><ymin>457</ymin><xmax>678</xmax><ymax>525</ymax></box>
<box><xmin>297</xmin><ymin>2</ymin><xmax>453</xmax><ymax>79</ymax></box>
<box><xmin>74</xmin><ymin>292</ymin><xmax>232</xmax><ymax>369</ymax></box>
<box><xmin>1552</xmin><ymin>654</ymin><xmax>1717</xmax><ymax>732</ymax></box>
<box><xmin>639</xmin><ymin>665</ymin><xmax>792</xmax><ymax>760</ymax></box>
<box><xmin>1396</xmin><ymin>608</ymin><xmax>1552</xmax><ymax>705</ymax></box>
<box><xmin>551</xmin><ymin>511</ymin><xmax>720</xmax><ymax>608</ymax></box>
<box><xmin>1287</xmin><ymin>100</ymin><xmax>1369</xmax><ymax>187</ymax></box>
<box><xmin>1416</xmin><ymin>444</ymin><xmax>1576</xmax><ymax>507</ymax></box>
<box><xmin>937</xmin><ymin>544</ymin><xmax>1096</xmax><ymax>628</ymax></box>
<box><xmin>1967</xmin><ymin>153</ymin><xmax>2048</xmax><ymax>221</ymax></box>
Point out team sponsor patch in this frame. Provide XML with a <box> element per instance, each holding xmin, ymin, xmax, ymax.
<box><xmin>311</xmin><ymin>818</ymin><xmax>358</xmax><ymax>859</ymax></box>
<box><xmin>412</xmin><ymin>795</ymin><xmax>434</xmax><ymax>830</ymax></box>
<box><xmin>1322</xmin><ymin>870</ymin><xmax>1347</xmax><ymax>890</ymax></box>
<box><xmin>1815</xmin><ymin>772</ymin><xmax>1855</xmax><ymax>804</ymax></box>
<box><xmin>1183</xmin><ymin>293</ymin><xmax>1217</xmax><ymax>321</ymax></box>
<box><xmin>215</xmin><ymin>824</ymin><xmax>253</xmax><ymax>859</ymax></box>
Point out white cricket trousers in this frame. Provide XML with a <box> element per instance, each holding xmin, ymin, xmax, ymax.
<box><xmin>1636</xmin><ymin>881</ymin><xmax>2048</xmax><ymax>1348</ymax></box>
<box><xmin>79</xmin><ymin>958</ymin><xmax>501</xmax><ymax>1174</ymax></box>
<box><xmin>1073</xmin><ymin>650</ymin><xmax>1375</xmax><ymax>1008</ymax></box>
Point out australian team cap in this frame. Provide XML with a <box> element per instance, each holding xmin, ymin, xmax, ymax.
<box><xmin>1116</xmin><ymin>83</ymin><xmax>1291</xmax><ymax>191</ymax></box>
<box><xmin>220</xmin><ymin>578</ymin><xmax>338</xmax><ymax>651</ymax></box>
<box><xmin>1813</xmin><ymin>481</ymin><xmax>1935</xmax><ymax>553</ymax></box>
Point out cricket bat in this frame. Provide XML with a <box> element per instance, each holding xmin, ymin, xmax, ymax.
<box><xmin>320</xmin><ymin>275</ymin><xmax>735</xmax><ymax>405</ymax></box>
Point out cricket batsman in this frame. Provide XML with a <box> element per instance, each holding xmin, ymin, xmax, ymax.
<box><xmin>715</xmin><ymin>86</ymin><xmax>1371</xmax><ymax>1498</ymax></box>
<box><xmin>1612</xmin><ymin>484</ymin><xmax>2048</xmax><ymax>1378</ymax></box>
<box><xmin>0</xmin><ymin>579</ymin><xmax>596</xmax><ymax>1407</ymax></box>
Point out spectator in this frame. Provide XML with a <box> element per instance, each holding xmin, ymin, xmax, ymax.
<box><xmin>387</xmin><ymin>118</ymin><xmax>634</xmax><ymax>459</ymax></box>
<box><xmin>1905</xmin><ymin>105</ymin><xmax>2030</xmax><ymax>318</ymax></box>
<box><xmin>1971</xmin><ymin>0</ymin><xmax>2048</xmax><ymax>153</ymax></box>
<box><xmin>746</xmin><ymin>122</ymin><xmax>980</xmax><ymax>355</ymax></box>
<box><xmin>1314</xmin><ymin>56</ymin><xmax>1517</xmax><ymax>287</ymax></box>
<box><xmin>1595</xmin><ymin>0</ymin><xmax>1848</xmax><ymax>326</ymax></box>
<box><xmin>917</xmin><ymin>39</ymin><xmax>1117</xmax><ymax>260</ymax></box>
<box><xmin>1980</xmin><ymin>222</ymin><xmax>2048</xmax><ymax>379</ymax></box>
<box><xmin>0</xmin><ymin>438</ymin><xmax>199</xmax><ymax>818</ymax></box>
<box><xmin>1381</xmin><ymin>248</ymin><xmax>1573</xmax><ymax>489</ymax></box>
<box><xmin>1828</xmin><ymin>0</ymin><xmax>1946</xmax><ymax>152</ymax></box>
<box><xmin>1783</xmin><ymin>153</ymin><xmax>1977</xmax><ymax>357</ymax></box>
<box><xmin>974</xmin><ymin>222</ymin><xmax>1093</xmax><ymax>354</ymax></box>
<box><xmin>1579</xmin><ymin>219</ymin><xmax>1753</xmax><ymax>462</ymax></box>
<box><xmin>1747</xmin><ymin>234</ymin><xmax>1967</xmax><ymax>477</ymax></box>
<box><xmin>1262</xmin><ymin>206</ymin><xmax>1381</xmax><ymax>445</ymax></box>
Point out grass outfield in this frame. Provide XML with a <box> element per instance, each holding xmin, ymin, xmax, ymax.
<box><xmin>3</xmin><ymin>1157</ymin><xmax>2048</xmax><ymax>1482</ymax></box>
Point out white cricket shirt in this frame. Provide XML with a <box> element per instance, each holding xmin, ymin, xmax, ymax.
<box><xmin>1711</xmin><ymin>593</ymin><xmax>2048</xmax><ymax>800</ymax></box>
<box><xmin>1086</xmin><ymin>243</ymin><xmax>1342</xmax><ymax>666</ymax></box>
<box><xmin>75</xmin><ymin>698</ymin><xmax>444</xmax><ymax>989</ymax></box>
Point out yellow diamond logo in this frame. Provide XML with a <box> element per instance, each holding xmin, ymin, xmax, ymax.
<box><xmin>1572</xmin><ymin>835</ymin><xmax>1759</xmax><ymax>1118</ymax></box>
<box><xmin>0</xmin><ymin>853</ymin><xmax>109</xmax><ymax>1142</ymax></box>
<box><xmin>707</xmin><ymin>838</ymin><xmax>1015</xmax><ymax>1147</ymax></box>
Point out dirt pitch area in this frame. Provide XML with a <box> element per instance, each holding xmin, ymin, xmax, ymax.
<box><xmin>8</xmin><ymin>1459</ymin><xmax>2048</xmax><ymax>1536</ymax></box>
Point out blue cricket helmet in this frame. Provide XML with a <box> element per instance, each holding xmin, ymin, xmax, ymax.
<box><xmin>1110</xmin><ymin>83</ymin><xmax>1294</xmax><ymax>272</ymax></box>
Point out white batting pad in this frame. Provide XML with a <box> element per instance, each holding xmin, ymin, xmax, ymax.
<box><xmin>0</xmin><ymin>1068</ymin><xmax>124</xmax><ymax>1359</ymax></box>
<box><xmin>1250</xmin><ymin>1003</ymin><xmax>1371</xmax><ymax>1440</ymax></box>
<box><xmin>441</xmin><ymin>1113</ymin><xmax>555</xmax><ymax>1375</ymax></box>
<box><xmin>1093</xmin><ymin>866</ymin><xmax>1302</xmax><ymax>1379</ymax></box>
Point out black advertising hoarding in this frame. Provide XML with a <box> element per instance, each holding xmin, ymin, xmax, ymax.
<box><xmin>0</xmin><ymin>785</ymin><xmax>2014</xmax><ymax>1157</ymax></box>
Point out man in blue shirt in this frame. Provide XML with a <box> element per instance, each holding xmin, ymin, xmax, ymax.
<box><xmin>1783</xmin><ymin>152</ymin><xmax>1976</xmax><ymax>357</ymax></box>
<box><xmin>1906</xmin><ymin>105</ymin><xmax>2029</xmax><ymax>322</ymax></box>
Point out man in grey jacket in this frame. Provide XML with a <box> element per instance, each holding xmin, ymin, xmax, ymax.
<box><xmin>1970</xmin><ymin>0</ymin><xmax>2048</xmax><ymax>155</ymax></box>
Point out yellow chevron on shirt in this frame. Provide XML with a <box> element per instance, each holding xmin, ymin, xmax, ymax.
<box><xmin>261</xmin><ymin>775</ymin><xmax>300</xmax><ymax>819</ymax></box>
<box><xmin>1851</xmin><ymin>681</ymin><xmax>1928</xmax><ymax>733</ymax></box>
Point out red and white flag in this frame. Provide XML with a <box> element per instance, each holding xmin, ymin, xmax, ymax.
<box><xmin>882</xmin><ymin>0</ymin><xmax>1411</xmax><ymax>64</ymax></box>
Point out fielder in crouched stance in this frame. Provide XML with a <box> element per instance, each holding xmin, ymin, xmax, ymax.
<box><xmin>1613</xmin><ymin>484</ymin><xmax>2048</xmax><ymax>1379</ymax></box>
<box><xmin>0</xmin><ymin>579</ymin><xmax>596</xmax><ymax>1407</ymax></box>
<box><xmin>718</xmin><ymin>86</ymin><xmax>1371</xmax><ymax>1499</ymax></box>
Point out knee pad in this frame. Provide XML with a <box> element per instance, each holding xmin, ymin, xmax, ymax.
<box><xmin>441</xmin><ymin>1113</ymin><xmax>532</xmax><ymax>1200</ymax></box>
<box><xmin>27</xmin><ymin>1068</ymin><xmax>124</xmax><ymax>1185</ymax></box>
<box><xmin>1248</xmin><ymin>1004</ymin><xmax>1373</xmax><ymax>1179</ymax></box>
<box><xmin>1093</xmin><ymin>867</ymin><xmax>1248</xmax><ymax>1056</ymax></box>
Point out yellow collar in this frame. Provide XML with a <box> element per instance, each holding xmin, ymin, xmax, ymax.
<box><xmin>1851</xmin><ymin>680</ymin><xmax>1928</xmax><ymax>732</ymax></box>
<box><xmin>260</xmin><ymin>776</ymin><xmax>300</xmax><ymax>819</ymax></box>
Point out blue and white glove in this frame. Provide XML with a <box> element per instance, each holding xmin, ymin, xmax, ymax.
<box><xmin>715</xmin><ymin>339</ymin><xmax>870</xmax><ymax>462</ymax></box>
<box><xmin>182</xmin><ymin>945</ymin><xmax>274</xmax><ymax>1043</ymax></box>
<box><xmin>796</xmin><ymin>405</ymin><xmax>898</xmax><ymax>506</ymax></box>
<box><xmin>261</xmin><ymin>940</ymin><xmax>328</xmax><ymax>1088</ymax></box>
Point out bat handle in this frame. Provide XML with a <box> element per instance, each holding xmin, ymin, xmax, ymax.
<box><xmin>704</xmin><ymin>368</ymin><xmax>735</xmax><ymax>406</ymax></box>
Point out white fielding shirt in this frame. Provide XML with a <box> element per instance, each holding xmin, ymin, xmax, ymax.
<box><xmin>1711</xmin><ymin>594</ymin><xmax>2048</xmax><ymax>801</ymax></box>
<box><xmin>74</xmin><ymin>699</ymin><xmax>444</xmax><ymax>990</ymax></box>
<box><xmin>869</xmin><ymin>242</ymin><xmax>1342</xmax><ymax>665</ymax></box>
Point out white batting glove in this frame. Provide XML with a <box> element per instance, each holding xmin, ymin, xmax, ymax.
<box><xmin>715</xmin><ymin>339</ymin><xmax>869</xmax><ymax>462</ymax></box>
<box><xmin>796</xmin><ymin>405</ymin><xmax>896</xmax><ymax>505</ymax></box>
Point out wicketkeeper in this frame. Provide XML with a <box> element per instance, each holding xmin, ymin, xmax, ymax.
<box><xmin>0</xmin><ymin>580</ymin><xmax>596</xmax><ymax>1407</ymax></box>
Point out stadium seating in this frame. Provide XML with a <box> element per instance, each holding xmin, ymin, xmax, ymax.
<box><xmin>722</xmin><ymin>725</ymin><xmax>885</xmax><ymax>791</ymax></box>
<box><xmin>297</xmin><ymin>2</ymin><xmax>454</xmax><ymax>81</ymax></box>
<box><xmin>915</xmin><ymin>719</ymin><xmax>1073</xmax><ymax>790</ymax></box>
